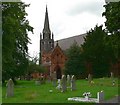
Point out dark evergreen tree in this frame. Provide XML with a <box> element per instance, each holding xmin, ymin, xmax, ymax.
<box><xmin>103</xmin><ymin>2</ymin><xmax>120</xmax><ymax>61</ymax></box>
<box><xmin>82</xmin><ymin>25</ymin><xmax>110</xmax><ymax>78</ymax></box>
<box><xmin>65</xmin><ymin>41</ymin><xmax>85</xmax><ymax>79</ymax></box>
<box><xmin>2</xmin><ymin>2</ymin><xmax>33</xmax><ymax>81</ymax></box>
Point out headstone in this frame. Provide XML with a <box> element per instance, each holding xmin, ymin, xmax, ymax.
<box><xmin>110</xmin><ymin>72</ymin><xmax>114</xmax><ymax>78</ymax></box>
<box><xmin>97</xmin><ymin>91</ymin><xmax>104</xmax><ymax>103</ymax></box>
<box><xmin>61</xmin><ymin>75</ymin><xmax>67</xmax><ymax>92</ymax></box>
<box><xmin>88</xmin><ymin>74</ymin><xmax>92</xmax><ymax>84</ymax></box>
<box><xmin>56</xmin><ymin>79</ymin><xmax>62</xmax><ymax>90</ymax></box>
<box><xmin>52</xmin><ymin>71</ymin><xmax>57</xmax><ymax>86</ymax></box>
<box><xmin>67</xmin><ymin>75</ymin><xmax>71</xmax><ymax>88</ymax></box>
<box><xmin>6</xmin><ymin>78</ymin><xmax>14</xmax><ymax>97</ymax></box>
<box><xmin>71</xmin><ymin>75</ymin><xmax>76</xmax><ymax>91</ymax></box>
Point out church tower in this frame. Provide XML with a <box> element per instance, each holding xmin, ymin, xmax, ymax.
<box><xmin>40</xmin><ymin>6</ymin><xmax>54</xmax><ymax>64</ymax></box>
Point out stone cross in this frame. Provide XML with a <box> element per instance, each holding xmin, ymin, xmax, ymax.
<box><xmin>88</xmin><ymin>74</ymin><xmax>92</xmax><ymax>84</ymax></box>
<box><xmin>97</xmin><ymin>91</ymin><xmax>104</xmax><ymax>103</ymax></box>
<box><xmin>71</xmin><ymin>75</ymin><xmax>76</xmax><ymax>91</ymax></box>
<box><xmin>67</xmin><ymin>75</ymin><xmax>71</xmax><ymax>87</ymax></box>
<box><xmin>6</xmin><ymin>78</ymin><xmax>14</xmax><ymax>97</ymax></box>
<box><xmin>61</xmin><ymin>75</ymin><xmax>67</xmax><ymax>92</ymax></box>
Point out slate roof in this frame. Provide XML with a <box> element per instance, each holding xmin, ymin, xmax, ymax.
<box><xmin>54</xmin><ymin>33</ymin><xmax>87</xmax><ymax>51</ymax></box>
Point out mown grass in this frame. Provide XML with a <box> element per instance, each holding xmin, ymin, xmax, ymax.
<box><xmin>0</xmin><ymin>85</ymin><xmax>2</xmax><ymax>104</ymax></box>
<box><xmin>2</xmin><ymin>78</ymin><xmax>119</xmax><ymax>103</ymax></box>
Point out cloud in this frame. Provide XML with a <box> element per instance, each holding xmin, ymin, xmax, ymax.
<box><xmin>66</xmin><ymin>1</ymin><xmax>105</xmax><ymax>17</ymax></box>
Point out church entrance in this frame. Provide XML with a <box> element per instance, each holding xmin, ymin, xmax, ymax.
<box><xmin>55</xmin><ymin>65</ymin><xmax>62</xmax><ymax>79</ymax></box>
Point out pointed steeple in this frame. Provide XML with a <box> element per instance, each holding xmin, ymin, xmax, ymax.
<box><xmin>43</xmin><ymin>5</ymin><xmax>51</xmax><ymax>36</ymax></box>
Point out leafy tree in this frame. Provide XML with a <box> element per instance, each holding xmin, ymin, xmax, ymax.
<box><xmin>2</xmin><ymin>2</ymin><xmax>33</xmax><ymax>81</ymax></box>
<box><xmin>102</xmin><ymin>2</ymin><xmax>120</xmax><ymax>61</ymax></box>
<box><xmin>82</xmin><ymin>25</ymin><xmax>110</xmax><ymax>77</ymax></box>
<box><xmin>65</xmin><ymin>41</ymin><xmax>85</xmax><ymax>79</ymax></box>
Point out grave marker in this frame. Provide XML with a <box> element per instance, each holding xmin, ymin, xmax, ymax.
<box><xmin>61</xmin><ymin>75</ymin><xmax>67</xmax><ymax>92</ymax></box>
<box><xmin>71</xmin><ymin>75</ymin><xmax>76</xmax><ymax>91</ymax></box>
<box><xmin>6</xmin><ymin>78</ymin><xmax>14</xmax><ymax>97</ymax></box>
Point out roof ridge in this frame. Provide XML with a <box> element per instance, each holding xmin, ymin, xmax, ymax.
<box><xmin>55</xmin><ymin>33</ymin><xmax>87</xmax><ymax>41</ymax></box>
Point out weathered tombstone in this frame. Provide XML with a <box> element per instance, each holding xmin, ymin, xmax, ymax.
<box><xmin>56</xmin><ymin>79</ymin><xmax>62</xmax><ymax>90</ymax></box>
<box><xmin>110</xmin><ymin>72</ymin><xmax>114</xmax><ymax>78</ymax></box>
<box><xmin>97</xmin><ymin>91</ymin><xmax>104</xmax><ymax>103</ymax></box>
<box><xmin>52</xmin><ymin>71</ymin><xmax>57</xmax><ymax>86</ymax></box>
<box><xmin>71</xmin><ymin>75</ymin><xmax>76</xmax><ymax>91</ymax></box>
<box><xmin>88</xmin><ymin>74</ymin><xmax>92</xmax><ymax>84</ymax></box>
<box><xmin>67</xmin><ymin>75</ymin><xmax>71</xmax><ymax>88</ymax></box>
<box><xmin>61</xmin><ymin>75</ymin><xmax>67</xmax><ymax>92</ymax></box>
<box><xmin>6</xmin><ymin>78</ymin><xmax>14</xmax><ymax>97</ymax></box>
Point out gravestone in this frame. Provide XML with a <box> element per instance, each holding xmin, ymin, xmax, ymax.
<box><xmin>56</xmin><ymin>79</ymin><xmax>62</xmax><ymax>90</ymax></box>
<box><xmin>71</xmin><ymin>75</ymin><xmax>76</xmax><ymax>91</ymax></box>
<box><xmin>110</xmin><ymin>72</ymin><xmax>114</xmax><ymax>78</ymax></box>
<box><xmin>61</xmin><ymin>75</ymin><xmax>67</xmax><ymax>92</ymax></box>
<box><xmin>6</xmin><ymin>78</ymin><xmax>14</xmax><ymax>97</ymax></box>
<box><xmin>67</xmin><ymin>75</ymin><xmax>71</xmax><ymax>88</ymax></box>
<box><xmin>97</xmin><ymin>91</ymin><xmax>104</xmax><ymax>103</ymax></box>
<box><xmin>52</xmin><ymin>71</ymin><xmax>57</xmax><ymax>86</ymax></box>
<box><xmin>88</xmin><ymin>74</ymin><xmax>92</xmax><ymax>84</ymax></box>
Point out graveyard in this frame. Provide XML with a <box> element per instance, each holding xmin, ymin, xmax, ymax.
<box><xmin>2</xmin><ymin>77</ymin><xmax>119</xmax><ymax>103</ymax></box>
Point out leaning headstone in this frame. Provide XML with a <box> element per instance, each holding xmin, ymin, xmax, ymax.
<box><xmin>97</xmin><ymin>91</ymin><xmax>104</xmax><ymax>103</ymax></box>
<box><xmin>52</xmin><ymin>71</ymin><xmax>57</xmax><ymax>87</ymax></box>
<box><xmin>67</xmin><ymin>75</ymin><xmax>71</xmax><ymax>88</ymax></box>
<box><xmin>71</xmin><ymin>75</ymin><xmax>76</xmax><ymax>91</ymax></box>
<box><xmin>61</xmin><ymin>75</ymin><xmax>67</xmax><ymax>92</ymax></box>
<box><xmin>6</xmin><ymin>78</ymin><xmax>14</xmax><ymax>97</ymax></box>
<box><xmin>88</xmin><ymin>74</ymin><xmax>92</xmax><ymax>84</ymax></box>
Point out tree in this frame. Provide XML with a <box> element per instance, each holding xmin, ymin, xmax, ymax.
<box><xmin>82</xmin><ymin>25</ymin><xmax>110</xmax><ymax>77</ymax></box>
<box><xmin>102</xmin><ymin>2</ymin><xmax>120</xmax><ymax>61</ymax></box>
<box><xmin>102</xmin><ymin>2</ymin><xmax>120</xmax><ymax>76</ymax></box>
<box><xmin>65</xmin><ymin>41</ymin><xmax>85</xmax><ymax>79</ymax></box>
<box><xmin>2</xmin><ymin>2</ymin><xmax>33</xmax><ymax>81</ymax></box>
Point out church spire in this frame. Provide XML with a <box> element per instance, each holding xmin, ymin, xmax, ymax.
<box><xmin>43</xmin><ymin>5</ymin><xmax>51</xmax><ymax>36</ymax></box>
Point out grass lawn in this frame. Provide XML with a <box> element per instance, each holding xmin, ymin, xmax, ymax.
<box><xmin>2</xmin><ymin>78</ymin><xmax>119</xmax><ymax>103</ymax></box>
<box><xmin>0</xmin><ymin>86</ymin><xmax>2</xmax><ymax>104</ymax></box>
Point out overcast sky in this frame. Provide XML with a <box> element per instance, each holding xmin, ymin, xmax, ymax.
<box><xmin>21</xmin><ymin>0</ymin><xmax>106</xmax><ymax>58</ymax></box>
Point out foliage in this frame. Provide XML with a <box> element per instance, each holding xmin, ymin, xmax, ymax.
<box><xmin>27</xmin><ymin>61</ymin><xmax>47</xmax><ymax>75</ymax></box>
<box><xmin>2</xmin><ymin>2</ymin><xmax>33</xmax><ymax>81</ymax></box>
<box><xmin>65</xmin><ymin>41</ymin><xmax>85</xmax><ymax>78</ymax></box>
<box><xmin>102</xmin><ymin>2</ymin><xmax>120</xmax><ymax>61</ymax></box>
<box><xmin>82</xmin><ymin>25</ymin><xmax>110</xmax><ymax>77</ymax></box>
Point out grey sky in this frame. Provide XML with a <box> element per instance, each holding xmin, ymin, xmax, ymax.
<box><xmin>21</xmin><ymin>0</ymin><xmax>106</xmax><ymax>58</ymax></box>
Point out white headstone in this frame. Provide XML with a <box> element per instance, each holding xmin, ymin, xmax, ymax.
<box><xmin>110</xmin><ymin>72</ymin><xmax>114</xmax><ymax>78</ymax></box>
<box><xmin>97</xmin><ymin>91</ymin><xmax>104</xmax><ymax>103</ymax></box>
<box><xmin>61</xmin><ymin>75</ymin><xmax>67</xmax><ymax>92</ymax></box>
<box><xmin>6</xmin><ymin>78</ymin><xmax>14</xmax><ymax>97</ymax></box>
<box><xmin>56</xmin><ymin>79</ymin><xmax>62</xmax><ymax>90</ymax></box>
<box><xmin>71</xmin><ymin>75</ymin><xmax>76</xmax><ymax>91</ymax></box>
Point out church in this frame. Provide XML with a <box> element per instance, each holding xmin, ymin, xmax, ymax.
<box><xmin>38</xmin><ymin>6</ymin><xmax>119</xmax><ymax>79</ymax></box>
<box><xmin>39</xmin><ymin>6</ymin><xmax>67</xmax><ymax>79</ymax></box>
